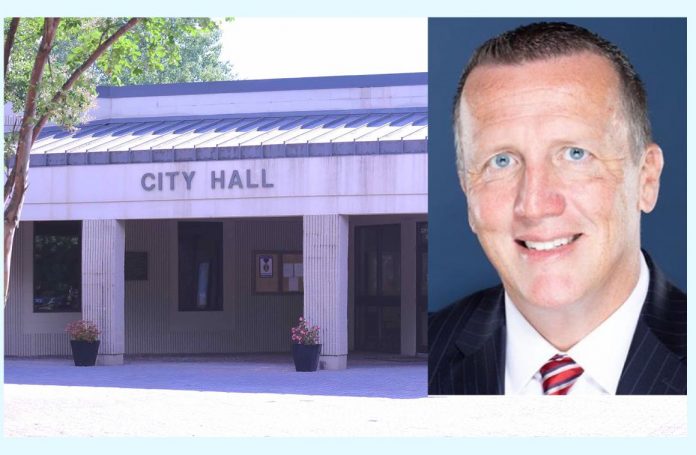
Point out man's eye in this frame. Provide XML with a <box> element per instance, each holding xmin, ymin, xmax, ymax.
<box><xmin>564</xmin><ymin>147</ymin><xmax>587</xmax><ymax>161</ymax></box>
<box><xmin>489</xmin><ymin>153</ymin><xmax>513</xmax><ymax>169</ymax></box>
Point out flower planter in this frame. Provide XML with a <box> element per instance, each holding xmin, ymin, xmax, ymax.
<box><xmin>70</xmin><ymin>340</ymin><xmax>100</xmax><ymax>366</ymax></box>
<box><xmin>292</xmin><ymin>343</ymin><xmax>322</xmax><ymax>372</ymax></box>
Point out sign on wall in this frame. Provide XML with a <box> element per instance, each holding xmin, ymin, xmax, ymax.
<box><xmin>255</xmin><ymin>251</ymin><xmax>303</xmax><ymax>294</ymax></box>
<box><xmin>259</xmin><ymin>254</ymin><xmax>274</xmax><ymax>278</ymax></box>
<box><xmin>281</xmin><ymin>253</ymin><xmax>303</xmax><ymax>293</ymax></box>
<box><xmin>141</xmin><ymin>169</ymin><xmax>274</xmax><ymax>192</ymax></box>
<box><xmin>125</xmin><ymin>252</ymin><xmax>148</xmax><ymax>281</ymax></box>
<box><xmin>23</xmin><ymin>154</ymin><xmax>428</xmax><ymax>221</ymax></box>
<box><xmin>255</xmin><ymin>253</ymin><xmax>278</xmax><ymax>293</ymax></box>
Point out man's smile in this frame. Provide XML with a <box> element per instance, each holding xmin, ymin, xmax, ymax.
<box><xmin>515</xmin><ymin>234</ymin><xmax>583</xmax><ymax>251</ymax></box>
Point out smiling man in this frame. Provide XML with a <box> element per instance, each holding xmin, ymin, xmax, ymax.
<box><xmin>428</xmin><ymin>22</ymin><xmax>687</xmax><ymax>395</ymax></box>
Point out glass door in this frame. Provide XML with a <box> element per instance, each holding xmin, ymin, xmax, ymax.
<box><xmin>416</xmin><ymin>222</ymin><xmax>428</xmax><ymax>353</ymax></box>
<box><xmin>354</xmin><ymin>224</ymin><xmax>401</xmax><ymax>353</ymax></box>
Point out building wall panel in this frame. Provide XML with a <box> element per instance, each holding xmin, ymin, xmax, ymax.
<box><xmin>123</xmin><ymin>218</ymin><xmax>302</xmax><ymax>355</ymax></box>
<box><xmin>123</xmin><ymin>219</ymin><xmax>174</xmax><ymax>354</ymax></box>
<box><xmin>22</xmin><ymin>154</ymin><xmax>428</xmax><ymax>221</ymax></box>
<box><xmin>5</xmin><ymin>222</ymin><xmax>74</xmax><ymax>356</ymax></box>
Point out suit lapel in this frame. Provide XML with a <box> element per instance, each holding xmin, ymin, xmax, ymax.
<box><xmin>617</xmin><ymin>252</ymin><xmax>687</xmax><ymax>394</ymax></box>
<box><xmin>616</xmin><ymin>320</ymin><xmax>686</xmax><ymax>394</ymax></box>
<box><xmin>453</xmin><ymin>288</ymin><xmax>506</xmax><ymax>394</ymax></box>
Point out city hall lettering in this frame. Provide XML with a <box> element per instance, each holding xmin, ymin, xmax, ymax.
<box><xmin>141</xmin><ymin>169</ymin><xmax>274</xmax><ymax>191</ymax></box>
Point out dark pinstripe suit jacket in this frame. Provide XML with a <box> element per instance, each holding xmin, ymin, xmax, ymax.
<box><xmin>428</xmin><ymin>253</ymin><xmax>687</xmax><ymax>395</ymax></box>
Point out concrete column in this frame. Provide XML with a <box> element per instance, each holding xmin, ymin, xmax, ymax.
<box><xmin>303</xmin><ymin>215</ymin><xmax>349</xmax><ymax>370</ymax></box>
<box><xmin>400</xmin><ymin>220</ymin><xmax>417</xmax><ymax>356</ymax></box>
<box><xmin>82</xmin><ymin>219</ymin><xmax>126</xmax><ymax>365</ymax></box>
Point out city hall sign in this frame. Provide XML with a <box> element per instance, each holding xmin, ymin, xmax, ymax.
<box><xmin>141</xmin><ymin>168</ymin><xmax>274</xmax><ymax>191</ymax></box>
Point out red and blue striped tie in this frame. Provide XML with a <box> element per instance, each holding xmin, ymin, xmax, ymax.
<box><xmin>540</xmin><ymin>354</ymin><xmax>584</xmax><ymax>395</ymax></box>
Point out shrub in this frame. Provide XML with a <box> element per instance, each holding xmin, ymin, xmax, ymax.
<box><xmin>65</xmin><ymin>320</ymin><xmax>100</xmax><ymax>342</ymax></box>
<box><xmin>290</xmin><ymin>316</ymin><xmax>320</xmax><ymax>345</ymax></box>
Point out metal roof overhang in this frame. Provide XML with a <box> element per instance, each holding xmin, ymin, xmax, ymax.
<box><xmin>26</xmin><ymin>108</ymin><xmax>428</xmax><ymax>167</ymax></box>
<box><xmin>19</xmin><ymin>108</ymin><xmax>429</xmax><ymax>221</ymax></box>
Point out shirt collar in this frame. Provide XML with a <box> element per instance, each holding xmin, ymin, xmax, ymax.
<box><xmin>504</xmin><ymin>253</ymin><xmax>649</xmax><ymax>394</ymax></box>
<box><xmin>505</xmin><ymin>294</ymin><xmax>556</xmax><ymax>394</ymax></box>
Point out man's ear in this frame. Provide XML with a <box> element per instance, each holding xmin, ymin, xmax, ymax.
<box><xmin>458</xmin><ymin>171</ymin><xmax>467</xmax><ymax>195</ymax></box>
<box><xmin>638</xmin><ymin>143</ymin><xmax>664</xmax><ymax>213</ymax></box>
<box><xmin>459</xmin><ymin>172</ymin><xmax>478</xmax><ymax>234</ymax></box>
<box><xmin>467</xmin><ymin>206</ymin><xmax>477</xmax><ymax>234</ymax></box>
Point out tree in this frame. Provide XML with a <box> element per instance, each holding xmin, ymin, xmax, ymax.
<box><xmin>93</xmin><ymin>26</ymin><xmax>234</xmax><ymax>85</ymax></box>
<box><xmin>3</xmin><ymin>17</ymin><xmax>231</xmax><ymax>307</ymax></box>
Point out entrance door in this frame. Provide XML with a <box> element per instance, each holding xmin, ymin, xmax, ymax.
<box><xmin>355</xmin><ymin>224</ymin><xmax>401</xmax><ymax>353</ymax></box>
<box><xmin>416</xmin><ymin>222</ymin><xmax>428</xmax><ymax>353</ymax></box>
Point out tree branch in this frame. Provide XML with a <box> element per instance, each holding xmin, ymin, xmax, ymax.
<box><xmin>31</xmin><ymin>18</ymin><xmax>142</xmax><ymax>144</ymax></box>
<box><xmin>4</xmin><ymin>149</ymin><xmax>17</xmax><ymax>202</ymax></box>
<box><xmin>4</xmin><ymin>17</ymin><xmax>20</xmax><ymax>79</ymax></box>
<box><xmin>4</xmin><ymin>18</ymin><xmax>60</xmax><ymax>206</ymax></box>
<box><xmin>4</xmin><ymin>18</ymin><xmax>61</xmax><ymax>308</ymax></box>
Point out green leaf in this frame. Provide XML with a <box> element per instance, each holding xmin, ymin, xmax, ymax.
<box><xmin>5</xmin><ymin>16</ymin><xmax>234</xmax><ymax>159</ymax></box>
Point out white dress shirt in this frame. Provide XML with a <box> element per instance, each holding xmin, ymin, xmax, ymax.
<box><xmin>504</xmin><ymin>253</ymin><xmax>649</xmax><ymax>395</ymax></box>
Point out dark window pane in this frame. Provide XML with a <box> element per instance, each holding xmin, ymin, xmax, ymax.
<box><xmin>417</xmin><ymin>222</ymin><xmax>428</xmax><ymax>298</ymax></box>
<box><xmin>416</xmin><ymin>221</ymin><xmax>428</xmax><ymax>353</ymax></box>
<box><xmin>178</xmin><ymin>222</ymin><xmax>223</xmax><ymax>311</ymax></box>
<box><xmin>33</xmin><ymin>221</ymin><xmax>82</xmax><ymax>313</ymax></box>
<box><xmin>366</xmin><ymin>250</ymin><xmax>378</xmax><ymax>296</ymax></box>
<box><xmin>380</xmin><ymin>225</ymin><xmax>401</xmax><ymax>296</ymax></box>
<box><xmin>381</xmin><ymin>252</ymin><xmax>400</xmax><ymax>296</ymax></box>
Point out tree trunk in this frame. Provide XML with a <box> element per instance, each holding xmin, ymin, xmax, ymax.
<box><xmin>4</xmin><ymin>18</ymin><xmax>20</xmax><ymax>79</ymax></box>
<box><xmin>4</xmin><ymin>219</ymin><xmax>19</xmax><ymax>308</ymax></box>
<box><xmin>4</xmin><ymin>18</ymin><xmax>142</xmax><ymax>309</ymax></box>
<box><xmin>3</xmin><ymin>18</ymin><xmax>59</xmax><ymax>309</ymax></box>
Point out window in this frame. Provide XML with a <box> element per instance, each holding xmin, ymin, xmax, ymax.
<box><xmin>178</xmin><ymin>222</ymin><xmax>223</xmax><ymax>311</ymax></box>
<box><xmin>33</xmin><ymin>221</ymin><xmax>82</xmax><ymax>313</ymax></box>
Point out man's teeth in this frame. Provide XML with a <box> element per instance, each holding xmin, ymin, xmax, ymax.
<box><xmin>524</xmin><ymin>236</ymin><xmax>575</xmax><ymax>251</ymax></box>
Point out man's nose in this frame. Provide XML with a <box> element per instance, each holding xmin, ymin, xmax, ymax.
<box><xmin>513</xmin><ymin>164</ymin><xmax>566</xmax><ymax>221</ymax></box>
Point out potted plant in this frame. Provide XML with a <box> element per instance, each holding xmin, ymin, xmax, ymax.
<box><xmin>65</xmin><ymin>320</ymin><xmax>101</xmax><ymax>366</ymax></box>
<box><xmin>290</xmin><ymin>316</ymin><xmax>321</xmax><ymax>372</ymax></box>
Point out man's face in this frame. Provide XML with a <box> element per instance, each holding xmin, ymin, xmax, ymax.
<box><xmin>457</xmin><ymin>52</ymin><xmax>663</xmax><ymax>311</ymax></box>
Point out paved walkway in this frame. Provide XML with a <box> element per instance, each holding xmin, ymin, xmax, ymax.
<box><xmin>4</xmin><ymin>352</ymin><xmax>426</xmax><ymax>398</ymax></box>
<box><xmin>3</xmin><ymin>354</ymin><xmax>687</xmax><ymax>437</ymax></box>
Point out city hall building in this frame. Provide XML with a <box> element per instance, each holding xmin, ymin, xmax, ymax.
<box><xmin>4</xmin><ymin>73</ymin><xmax>428</xmax><ymax>369</ymax></box>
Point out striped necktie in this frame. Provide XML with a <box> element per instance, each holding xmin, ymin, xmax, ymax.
<box><xmin>540</xmin><ymin>354</ymin><xmax>584</xmax><ymax>395</ymax></box>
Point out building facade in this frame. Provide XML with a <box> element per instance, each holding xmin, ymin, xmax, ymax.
<box><xmin>4</xmin><ymin>73</ymin><xmax>428</xmax><ymax>369</ymax></box>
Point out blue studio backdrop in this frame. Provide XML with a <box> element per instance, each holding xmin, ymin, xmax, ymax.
<box><xmin>428</xmin><ymin>18</ymin><xmax>687</xmax><ymax>311</ymax></box>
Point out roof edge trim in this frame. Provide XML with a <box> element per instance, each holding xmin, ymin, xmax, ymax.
<box><xmin>97</xmin><ymin>73</ymin><xmax>428</xmax><ymax>99</ymax></box>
